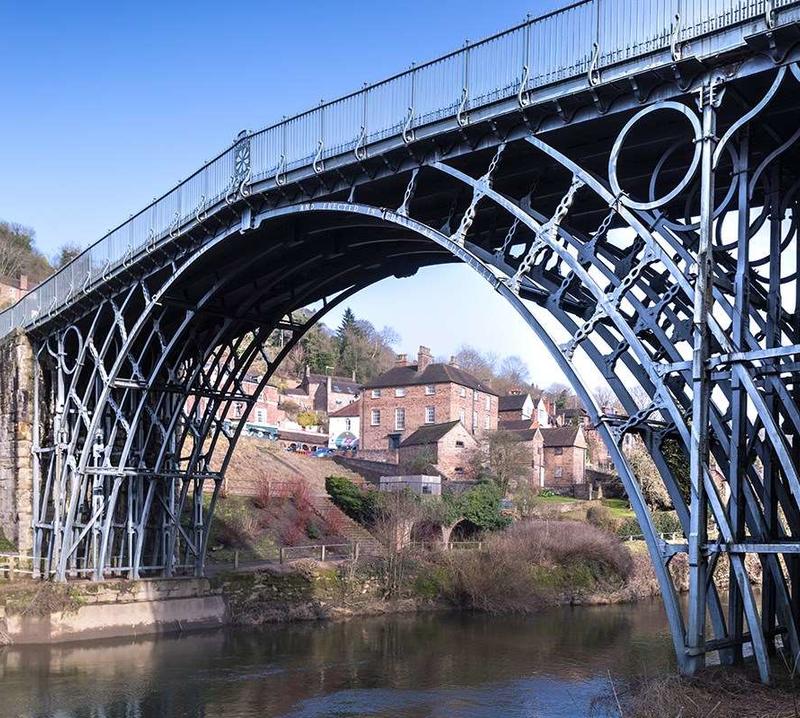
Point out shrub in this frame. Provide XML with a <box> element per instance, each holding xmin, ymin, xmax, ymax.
<box><xmin>459</xmin><ymin>481</ymin><xmax>512</xmax><ymax>532</ymax></box>
<box><xmin>652</xmin><ymin>510</ymin><xmax>682</xmax><ymax>536</ymax></box>
<box><xmin>616</xmin><ymin>517</ymin><xmax>641</xmax><ymax>538</ymax></box>
<box><xmin>538</xmin><ymin>488</ymin><xmax>556</xmax><ymax>498</ymax></box>
<box><xmin>586</xmin><ymin>504</ymin><xmax>617</xmax><ymax>532</ymax></box>
<box><xmin>615</xmin><ymin>511</ymin><xmax>683</xmax><ymax>538</ymax></box>
<box><xmin>281</xmin><ymin>521</ymin><xmax>307</xmax><ymax>546</ymax></box>
<box><xmin>291</xmin><ymin>480</ymin><xmax>312</xmax><ymax>514</ymax></box>
<box><xmin>306</xmin><ymin>519</ymin><xmax>322</xmax><ymax>540</ymax></box>
<box><xmin>323</xmin><ymin>510</ymin><xmax>348</xmax><ymax>538</ymax></box>
<box><xmin>252</xmin><ymin>471</ymin><xmax>273</xmax><ymax>509</ymax></box>
<box><xmin>439</xmin><ymin>520</ymin><xmax>632</xmax><ymax>613</ymax></box>
<box><xmin>296</xmin><ymin>410</ymin><xmax>318</xmax><ymax>428</ymax></box>
<box><xmin>325</xmin><ymin>476</ymin><xmax>377</xmax><ymax>524</ymax></box>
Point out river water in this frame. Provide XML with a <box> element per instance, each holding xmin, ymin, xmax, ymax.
<box><xmin>0</xmin><ymin>601</ymin><xmax>676</xmax><ymax>718</ymax></box>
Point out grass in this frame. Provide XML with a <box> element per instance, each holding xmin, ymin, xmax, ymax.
<box><xmin>535</xmin><ymin>494</ymin><xmax>581</xmax><ymax>504</ymax></box>
<box><xmin>601</xmin><ymin>498</ymin><xmax>635</xmax><ymax>520</ymax></box>
<box><xmin>206</xmin><ymin>495</ymin><xmax>279</xmax><ymax>563</ymax></box>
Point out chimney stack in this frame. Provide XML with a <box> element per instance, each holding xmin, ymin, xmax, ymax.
<box><xmin>18</xmin><ymin>275</ymin><xmax>28</xmax><ymax>292</ymax></box>
<box><xmin>394</xmin><ymin>353</ymin><xmax>409</xmax><ymax>367</ymax></box>
<box><xmin>417</xmin><ymin>345</ymin><xmax>432</xmax><ymax>372</ymax></box>
<box><xmin>449</xmin><ymin>355</ymin><xmax>459</xmax><ymax>368</ymax></box>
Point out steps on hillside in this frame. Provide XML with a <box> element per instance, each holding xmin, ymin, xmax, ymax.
<box><xmin>310</xmin><ymin>496</ymin><xmax>383</xmax><ymax>555</ymax></box>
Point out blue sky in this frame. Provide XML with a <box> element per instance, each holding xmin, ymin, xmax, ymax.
<box><xmin>1</xmin><ymin>0</ymin><xmax>582</xmax><ymax>388</ymax></box>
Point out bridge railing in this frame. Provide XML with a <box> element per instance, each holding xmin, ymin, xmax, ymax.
<box><xmin>1</xmin><ymin>0</ymin><xmax>792</xmax><ymax>337</ymax></box>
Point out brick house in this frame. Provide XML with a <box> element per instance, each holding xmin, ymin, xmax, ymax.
<box><xmin>328</xmin><ymin>399</ymin><xmax>360</xmax><ymax>449</ymax></box>
<box><xmin>360</xmin><ymin>346</ymin><xmax>498</xmax><ymax>460</ymax></box>
<box><xmin>540</xmin><ymin>426</ymin><xmax>588</xmax><ymax>488</ymax></box>
<box><xmin>398</xmin><ymin>420</ymin><xmax>478</xmax><ymax>479</ymax></box>
<box><xmin>0</xmin><ymin>275</ymin><xmax>29</xmax><ymax>309</ymax></box>
<box><xmin>229</xmin><ymin>376</ymin><xmax>284</xmax><ymax>428</ymax></box>
<box><xmin>285</xmin><ymin>367</ymin><xmax>359</xmax><ymax>413</ymax></box>
<box><xmin>511</xmin><ymin>428</ymin><xmax>546</xmax><ymax>488</ymax></box>
<box><xmin>498</xmin><ymin>390</ymin><xmax>551</xmax><ymax>430</ymax></box>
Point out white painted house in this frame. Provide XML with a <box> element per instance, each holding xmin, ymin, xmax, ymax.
<box><xmin>328</xmin><ymin>399</ymin><xmax>360</xmax><ymax>449</ymax></box>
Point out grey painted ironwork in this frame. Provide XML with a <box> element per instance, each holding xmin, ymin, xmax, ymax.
<box><xmin>5</xmin><ymin>0</ymin><xmax>800</xmax><ymax>685</ymax></box>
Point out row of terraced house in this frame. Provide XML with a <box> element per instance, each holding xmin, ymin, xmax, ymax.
<box><xmin>330</xmin><ymin>346</ymin><xmax>590</xmax><ymax>490</ymax></box>
<box><xmin>218</xmin><ymin>344</ymin><xmax>592</xmax><ymax>491</ymax></box>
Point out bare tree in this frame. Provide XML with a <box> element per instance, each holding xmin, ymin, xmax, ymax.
<box><xmin>0</xmin><ymin>222</ymin><xmax>29</xmax><ymax>280</ymax></box>
<box><xmin>471</xmin><ymin>430</ymin><xmax>531</xmax><ymax>495</ymax></box>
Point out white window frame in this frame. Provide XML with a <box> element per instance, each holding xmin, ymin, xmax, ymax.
<box><xmin>472</xmin><ymin>413</ymin><xmax>478</xmax><ymax>429</ymax></box>
<box><xmin>425</xmin><ymin>406</ymin><xmax>435</xmax><ymax>424</ymax></box>
<box><xmin>371</xmin><ymin>389</ymin><xmax>381</xmax><ymax>398</ymax></box>
<box><xmin>425</xmin><ymin>385</ymin><xmax>436</xmax><ymax>395</ymax></box>
<box><xmin>485</xmin><ymin>395</ymin><xmax>491</xmax><ymax>411</ymax></box>
<box><xmin>371</xmin><ymin>409</ymin><xmax>381</xmax><ymax>426</ymax></box>
<box><xmin>255</xmin><ymin>408</ymin><xmax>266</xmax><ymax>424</ymax></box>
<box><xmin>459</xmin><ymin>408</ymin><xmax>465</xmax><ymax>423</ymax></box>
<box><xmin>459</xmin><ymin>386</ymin><xmax>466</xmax><ymax>398</ymax></box>
<box><xmin>395</xmin><ymin>387</ymin><xmax>406</xmax><ymax>397</ymax></box>
<box><xmin>395</xmin><ymin>407</ymin><xmax>405</xmax><ymax>430</ymax></box>
<box><xmin>484</xmin><ymin>415</ymin><xmax>490</xmax><ymax>430</ymax></box>
<box><xmin>345</xmin><ymin>418</ymin><xmax>351</xmax><ymax>431</ymax></box>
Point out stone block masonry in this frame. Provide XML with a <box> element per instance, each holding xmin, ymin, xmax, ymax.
<box><xmin>0</xmin><ymin>330</ymin><xmax>34</xmax><ymax>553</ymax></box>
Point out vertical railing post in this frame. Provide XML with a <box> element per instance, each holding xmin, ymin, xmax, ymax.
<box><xmin>763</xmin><ymin>164</ymin><xmax>783</xmax><ymax>652</ymax></box>
<box><xmin>686</xmin><ymin>79</ymin><xmax>720</xmax><ymax>675</ymax></box>
<box><xmin>727</xmin><ymin>131</ymin><xmax>750</xmax><ymax>664</ymax></box>
<box><xmin>320</xmin><ymin>544</ymin><xmax>326</xmax><ymax>562</ymax></box>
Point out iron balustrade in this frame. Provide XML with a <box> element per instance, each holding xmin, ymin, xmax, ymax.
<box><xmin>0</xmin><ymin>0</ymin><xmax>795</xmax><ymax>338</ymax></box>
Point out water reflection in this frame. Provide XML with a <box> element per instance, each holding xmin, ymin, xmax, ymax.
<box><xmin>0</xmin><ymin>601</ymin><xmax>675</xmax><ymax>718</ymax></box>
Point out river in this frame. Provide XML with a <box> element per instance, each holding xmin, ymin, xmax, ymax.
<box><xmin>0</xmin><ymin>601</ymin><xmax>675</xmax><ymax>718</ymax></box>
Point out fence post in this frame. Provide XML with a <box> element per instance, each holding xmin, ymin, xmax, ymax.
<box><xmin>234</xmin><ymin>550</ymin><xmax>239</xmax><ymax>570</ymax></box>
<box><xmin>320</xmin><ymin>544</ymin><xmax>326</xmax><ymax>562</ymax></box>
<box><xmin>280</xmin><ymin>547</ymin><xmax>285</xmax><ymax>564</ymax></box>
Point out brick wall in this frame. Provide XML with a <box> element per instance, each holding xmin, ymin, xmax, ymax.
<box><xmin>0</xmin><ymin>330</ymin><xmax>34</xmax><ymax>552</ymax></box>
<box><xmin>543</xmin><ymin>445</ymin><xmax>587</xmax><ymax>488</ymax></box>
<box><xmin>361</xmin><ymin>382</ymin><xmax>497</xmax><ymax>452</ymax></box>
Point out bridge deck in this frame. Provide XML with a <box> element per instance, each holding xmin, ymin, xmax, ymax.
<box><xmin>3</xmin><ymin>0</ymin><xmax>800</xmax><ymax>337</ymax></box>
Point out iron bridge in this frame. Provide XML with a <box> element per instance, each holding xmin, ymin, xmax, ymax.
<box><xmin>4</xmin><ymin>0</ymin><xmax>800</xmax><ymax>680</ymax></box>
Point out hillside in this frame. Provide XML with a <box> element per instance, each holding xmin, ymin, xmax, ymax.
<box><xmin>222</xmin><ymin>437</ymin><xmax>366</xmax><ymax>497</ymax></box>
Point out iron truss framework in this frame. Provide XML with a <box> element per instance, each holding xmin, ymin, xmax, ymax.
<box><xmin>11</xmin><ymin>16</ymin><xmax>800</xmax><ymax>683</ymax></box>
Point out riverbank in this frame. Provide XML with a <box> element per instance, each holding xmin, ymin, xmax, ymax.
<box><xmin>0</xmin><ymin>520</ymin><xmax>674</xmax><ymax>644</ymax></box>
<box><xmin>613</xmin><ymin>666</ymin><xmax>800</xmax><ymax>718</ymax></box>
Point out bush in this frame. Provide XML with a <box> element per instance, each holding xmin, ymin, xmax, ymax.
<box><xmin>438</xmin><ymin>520</ymin><xmax>632</xmax><ymax>612</ymax></box>
<box><xmin>297</xmin><ymin>410</ymin><xmax>319</xmax><ymax>428</ymax></box>
<box><xmin>615</xmin><ymin>511</ymin><xmax>682</xmax><ymax>538</ymax></box>
<box><xmin>586</xmin><ymin>504</ymin><xmax>617</xmax><ymax>532</ymax></box>
<box><xmin>325</xmin><ymin>476</ymin><xmax>377</xmax><ymax>525</ymax></box>
<box><xmin>538</xmin><ymin>488</ymin><xmax>556</xmax><ymax>498</ymax></box>
<box><xmin>653</xmin><ymin>510</ymin><xmax>682</xmax><ymax>536</ymax></box>
<box><xmin>459</xmin><ymin>481</ymin><xmax>511</xmax><ymax>532</ymax></box>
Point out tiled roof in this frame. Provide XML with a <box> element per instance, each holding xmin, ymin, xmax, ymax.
<box><xmin>540</xmin><ymin>426</ymin><xmax>584</xmax><ymax>447</ymax></box>
<box><xmin>498</xmin><ymin>419</ymin><xmax>535</xmax><ymax>431</ymax></box>
<box><xmin>278</xmin><ymin>430</ymin><xmax>328</xmax><ymax>444</ymax></box>
<box><xmin>511</xmin><ymin>428</ymin><xmax>540</xmax><ymax>442</ymax></box>
<box><xmin>308</xmin><ymin>374</ymin><xmax>360</xmax><ymax>395</ymax></box>
<box><xmin>284</xmin><ymin>387</ymin><xmax>309</xmax><ymax>396</ymax></box>
<box><xmin>329</xmin><ymin>400</ymin><xmax>361</xmax><ymax>418</ymax></box>
<box><xmin>363</xmin><ymin>363</ymin><xmax>497</xmax><ymax>395</ymax></box>
<box><xmin>498</xmin><ymin>394</ymin><xmax>530</xmax><ymax>412</ymax></box>
<box><xmin>400</xmin><ymin>420</ymin><xmax>462</xmax><ymax>447</ymax></box>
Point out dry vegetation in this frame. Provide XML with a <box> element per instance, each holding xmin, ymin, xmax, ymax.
<box><xmin>429</xmin><ymin>520</ymin><xmax>635</xmax><ymax>612</ymax></box>
<box><xmin>612</xmin><ymin>666</ymin><xmax>800</xmax><ymax>718</ymax></box>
